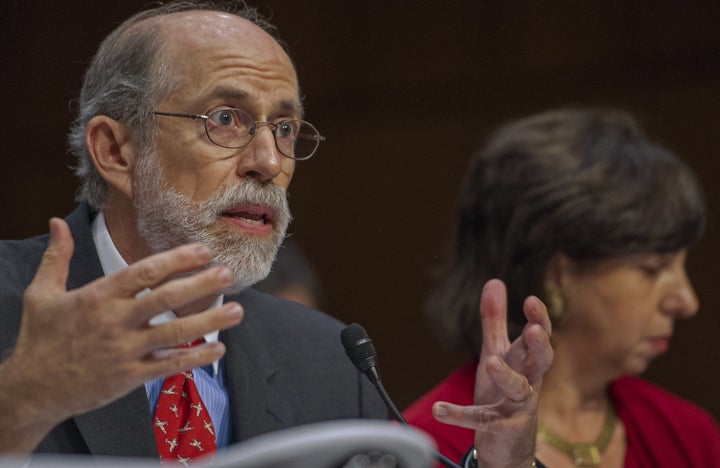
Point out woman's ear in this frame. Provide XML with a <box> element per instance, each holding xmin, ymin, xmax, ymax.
<box><xmin>85</xmin><ymin>115</ymin><xmax>138</xmax><ymax>198</ymax></box>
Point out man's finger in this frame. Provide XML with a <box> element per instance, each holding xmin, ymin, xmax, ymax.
<box><xmin>103</xmin><ymin>243</ymin><xmax>214</xmax><ymax>298</ymax></box>
<box><xmin>127</xmin><ymin>265</ymin><xmax>235</xmax><ymax>325</ymax></box>
<box><xmin>523</xmin><ymin>324</ymin><xmax>554</xmax><ymax>384</ymax></box>
<box><xmin>503</xmin><ymin>294</ymin><xmax>553</xmax><ymax>373</ymax></box>
<box><xmin>523</xmin><ymin>295</ymin><xmax>552</xmax><ymax>337</ymax></box>
<box><xmin>431</xmin><ymin>401</ymin><xmax>500</xmax><ymax>431</ymax></box>
<box><xmin>486</xmin><ymin>355</ymin><xmax>535</xmax><ymax>405</ymax></box>
<box><xmin>142</xmin><ymin>341</ymin><xmax>228</xmax><ymax>381</ymax></box>
<box><xmin>480</xmin><ymin>279</ymin><xmax>510</xmax><ymax>354</ymax></box>
<box><xmin>139</xmin><ymin>302</ymin><xmax>244</xmax><ymax>352</ymax></box>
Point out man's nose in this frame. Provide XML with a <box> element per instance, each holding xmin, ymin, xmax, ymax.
<box><xmin>235</xmin><ymin>124</ymin><xmax>283</xmax><ymax>182</ymax></box>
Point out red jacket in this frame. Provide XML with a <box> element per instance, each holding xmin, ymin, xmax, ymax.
<box><xmin>403</xmin><ymin>360</ymin><xmax>720</xmax><ymax>467</ymax></box>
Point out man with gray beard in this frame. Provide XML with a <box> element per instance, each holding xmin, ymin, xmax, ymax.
<box><xmin>0</xmin><ymin>1</ymin><xmax>553</xmax><ymax>466</ymax></box>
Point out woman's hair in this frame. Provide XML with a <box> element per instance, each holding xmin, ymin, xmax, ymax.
<box><xmin>68</xmin><ymin>1</ymin><xmax>286</xmax><ymax>209</ymax></box>
<box><xmin>426</xmin><ymin>108</ymin><xmax>706</xmax><ymax>353</ymax></box>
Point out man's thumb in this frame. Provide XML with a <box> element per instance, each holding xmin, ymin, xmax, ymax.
<box><xmin>32</xmin><ymin>218</ymin><xmax>75</xmax><ymax>293</ymax></box>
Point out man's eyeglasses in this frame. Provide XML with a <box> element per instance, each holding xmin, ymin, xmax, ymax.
<box><xmin>153</xmin><ymin>107</ymin><xmax>325</xmax><ymax>160</ymax></box>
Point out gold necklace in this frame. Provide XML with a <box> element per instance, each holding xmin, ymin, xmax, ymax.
<box><xmin>538</xmin><ymin>403</ymin><xmax>617</xmax><ymax>467</ymax></box>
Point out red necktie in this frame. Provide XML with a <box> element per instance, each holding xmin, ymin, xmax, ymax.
<box><xmin>153</xmin><ymin>339</ymin><xmax>217</xmax><ymax>464</ymax></box>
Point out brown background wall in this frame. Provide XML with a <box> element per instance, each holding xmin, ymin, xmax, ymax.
<box><xmin>2</xmin><ymin>1</ymin><xmax>719</xmax><ymax>420</ymax></box>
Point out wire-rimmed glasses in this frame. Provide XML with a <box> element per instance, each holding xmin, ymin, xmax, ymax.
<box><xmin>153</xmin><ymin>107</ymin><xmax>325</xmax><ymax>160</ymax></box>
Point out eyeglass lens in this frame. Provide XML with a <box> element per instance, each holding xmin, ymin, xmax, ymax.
<box><xmin>205</xmin><ymin>108</ymin><xmax>320</xmax><ymax>160</ymax></box>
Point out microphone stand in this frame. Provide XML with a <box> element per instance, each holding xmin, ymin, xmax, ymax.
<box><xmin>363</xmin><ymin>367</ymin><xmax>461</xmax><ymax>468</ymax></box>
<box><xmin>341</xmin><ymin>324</ymin><xmax>461</xmax><ymax>468</ymax></box>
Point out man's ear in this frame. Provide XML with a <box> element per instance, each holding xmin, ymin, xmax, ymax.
<box><xmin>85</xmin><ymin>115</ymin><xmax>138</xmax><ymax>198</ymax></box>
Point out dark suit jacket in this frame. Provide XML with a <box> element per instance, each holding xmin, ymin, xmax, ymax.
<box><xmin>0</xmin><ymin>204</ymin><xmax>386</xmax><ymax>456</ymax></box>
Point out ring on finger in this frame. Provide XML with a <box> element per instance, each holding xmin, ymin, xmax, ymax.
<box><xmin>508</xmin><ymin>383</ymin><xmax>533</xmax><ymax>404</ymax></box>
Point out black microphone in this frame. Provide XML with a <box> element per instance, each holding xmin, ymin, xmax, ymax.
<box><xmin>341</xmin><ymin>323</ymin><xmax>462</xmax><ymax>468</ymax></box>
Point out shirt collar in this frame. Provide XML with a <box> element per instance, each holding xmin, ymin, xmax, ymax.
<box><xmin>91</xmin><ymin>211</ymin><xmax>222</xmax><ymax>375</ymax></box>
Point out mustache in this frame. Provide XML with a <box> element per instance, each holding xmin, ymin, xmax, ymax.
<box><xmin>200</xmin><ymin>179</ymin><xmax>291</xmax><ymax>222</ymax></box>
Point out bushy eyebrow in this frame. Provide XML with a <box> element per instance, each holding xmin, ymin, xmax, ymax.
<box><xmin>208</xmin><ymin>86</ymin><xmax>304</xmax><ymax>117</ymax></box>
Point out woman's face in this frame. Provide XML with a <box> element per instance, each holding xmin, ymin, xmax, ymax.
<box><xmin>555</xmin><ymin>249</ymin><xmax>698</xmax><ymax>377</ymax></box>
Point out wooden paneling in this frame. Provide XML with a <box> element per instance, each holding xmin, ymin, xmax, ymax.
<box><xmin>2</xmin><ymin>0</ymin><xmax>718</xmax><ymax>419</ymax></box>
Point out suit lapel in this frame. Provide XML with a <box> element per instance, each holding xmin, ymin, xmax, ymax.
<box><xmin>63</xmin><ymin>205</ymin><xmax>158</xmax><ymax>457</ymax></box>
<box><xmin>221</xmin><ymin>292</ymin><xmax>297</xmax><ymax>442</ymax></box>
<box><xmin>64</xmin><ymin>204</ymin><xmax>105</xmax><ymax>292</ymax></box>
<box><xmin>74</xmin><ymin>389</ymin><xmax>158</xmax><ymax>456</ymax></box>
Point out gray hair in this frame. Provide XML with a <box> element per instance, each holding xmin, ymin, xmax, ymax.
<box><xmin>68</xmin><ymin>1</ymin><xmax>285</xmax><ymax>209</ymax></box>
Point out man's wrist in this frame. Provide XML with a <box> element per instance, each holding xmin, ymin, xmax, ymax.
<box><xmin>0</xmin><ymin>357</ymin><xmax>59</xmax><ymax>453</ymax></box>
<box><xmin>461</xmin><ymin>447</ymin><xmax>546</xmax><ymax>468</ymax></box>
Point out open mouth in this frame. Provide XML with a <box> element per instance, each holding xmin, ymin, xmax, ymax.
<box><xmin>221</xmin><ymin>205</ymin><xmax>275</xmax><ymax>233</ymax></box>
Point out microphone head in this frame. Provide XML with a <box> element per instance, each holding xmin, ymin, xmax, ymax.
<box><xmin>341</xmin><ymin>323</ymin><xmax>378</xmax><ymax>374</ymax></box>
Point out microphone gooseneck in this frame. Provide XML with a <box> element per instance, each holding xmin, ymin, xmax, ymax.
<box><xmin>341</xmin><ymin>323</ymin><xmax>462</xmax><ymax>468</ymax></box>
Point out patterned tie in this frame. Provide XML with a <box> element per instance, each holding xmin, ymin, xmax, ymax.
<box><xmin>153</xmin><ymin>339</ymin><xmax>217</xmax><ymax>464</ymax></box>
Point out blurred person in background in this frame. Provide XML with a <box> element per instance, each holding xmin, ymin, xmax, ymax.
<box><xmin>254</xmin><ymin>238</ymin><xmax>323</xmax><ymax>308</ymax></box>
<box><xmin>404</xmin><ymin>108</ymin><xmax>720</xmax><ymax>467</ymax></box>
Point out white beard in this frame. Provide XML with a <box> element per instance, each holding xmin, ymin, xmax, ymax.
<box><xmin>133</xmin><ymin>152</ymin><xmax>291</xmax><ymax>293</ymax></box>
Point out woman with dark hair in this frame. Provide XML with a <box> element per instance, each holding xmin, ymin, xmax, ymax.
<box><xmin>404</xmin><ymin>108</ymin><xmax>720</xmax><ymax>467</ymax></box>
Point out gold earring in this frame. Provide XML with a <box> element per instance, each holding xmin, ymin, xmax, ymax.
<box><xmin>547</xmin><ymin>289</ymin><xmax>565</xmax><ymax>322</ymax></box>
